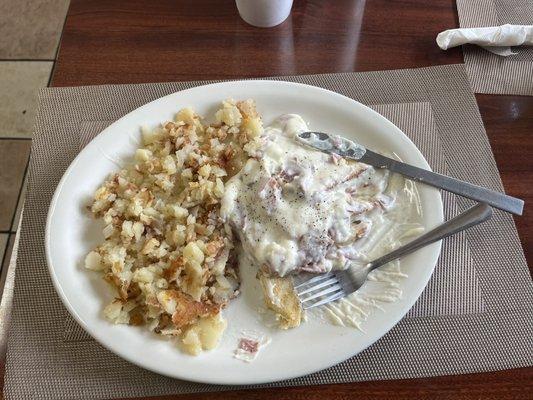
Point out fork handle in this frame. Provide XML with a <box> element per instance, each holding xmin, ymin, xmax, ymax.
<box><xmin>368</xmin><ymin>203</ymin><xmax>493</xmax><ymax>271</ymax></box>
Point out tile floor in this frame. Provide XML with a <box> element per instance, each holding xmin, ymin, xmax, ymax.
<box><xmin>0</xmin><ymin>1</ymin><xmax>70</xmax><ymax>294</ymax></box>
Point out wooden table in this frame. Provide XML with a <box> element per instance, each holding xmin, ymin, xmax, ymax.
<box><xmin>35</xmin><ymin>0</ymin><xmax>533</xmax><ymax>398</ymax></box>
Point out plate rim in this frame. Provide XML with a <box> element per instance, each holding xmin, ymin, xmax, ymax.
<box><xmin>45</xmin><ymin>79</ymin><xmax>443</xmax><ymax>384</ymax></box>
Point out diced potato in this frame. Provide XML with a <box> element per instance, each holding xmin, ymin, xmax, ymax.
<box><xmin>183</xmin><ymin>242</ymin><xmax>204</xmax><ymax>264</ymax></box>
<box><xmin>155</xmin><ymin>278</ymin><xmax>168</xmax><ymax>289</ymax></box>
<box><xmin>215</xmin><ymin>275</ymin><xmax>231</xmax><ymax>290</ymax></box>
<box><xmin>241</xmin><ymin>117</ymin><xmax>263</xmax><ymax>138</ymax></box>
<box><xmin>197</xmin><ymin>313</ymin><xmax>227</xmax><ymax>350</ymax></box>
<box><xmin>162</xmin><ymin>155</ymin><xmax>177</xmax><ymax>174</ymax></box>
<box><xmin>102</xmin><ymin>224</ymin><xmax>115</xmax><ymax>239</ymax></box>
<box><xmin>180</xmin><ymin>326</ymin><xmax>202</xmax><ymax>355</ymax></box>
<box><xmin>133</xmin><ymin>267</ymin><xmax>155</xmax><ymax>284</ymax></box>
<box><xmin>103</xmin><ymin>300</ymin><xmax>122</xmax><ymax>320</ymax></box>
<box><xmin>180</xmin><ymin>314</ymin><xmax>227</xmax><ymax>355</ymax></box>
<box><xmin>135</xmin><ymin>148</ymin><xmax>152</xmax><ymax>162</ymax></box>
<box><xmin>175</xmin><ymin>107</ymin><xmax>197</xmax><ymax>125</ymax></box>
<box><xmin>236</xmin><ymin>99</ymin><xmax>259</xmax><ymax>119</ymax></box>
<box><xmin>167</xmin><ymin>204</ymin><xmax>188</xmax><ymax>219</ymax></box>
<box><xmin>157</xmin><ymin>290</ymin><xmax>178</xmax><ymax>314</ymax></box>
<box><xmin>215</xmin><ymin>100</ymin><xmax>242</xmax><ymax>127</ymax></box>
<box><xmin>142</xmin><ymin>238</ymin><xmax>160</xmax><ymax>255</ymax></box>
<box><xmin>141</xmin><ymin>126</ymin><xmax>163</xmax><ymax>145</ymax></box>
<box><xmin>132</xmin><ymin>221</ymin><xmax>144</xmax><ymax>241</ymax></box>
<box><xmin>103</xmin><ymin>299</ymin><xmax>129</xmax><ymax>324</ymax></box>
<box><xmin>183</xmin><ymin>259</ymin><xmax>204</xmax><ymax>301</ymax></box>
<box><xmin>211</xmin><ymin>165</ymin><xmax>227</xmax><ymax>178</ymax></box>
<box><xmin>155</xmin><ymin>174</ymin><xmax>174</xmax><ymax>192</ymax></box>
<box><xmin>85</xmin><ymin>251</ymin><xmax>105</xmax><ymax>271</ymax></box>
<box><xmin>121</xmin><ymin>220</ymin><xmax>134</xmax><ymax>239</ymax></box>
<box><xmin>103</xmin><ymin>245</ymin><xmax>127</xmax><ymax>273</ymax></box>
<box><xmin>127</xmin><ymin>199</ymin><xmax>142</xmax><ymax>217</ymax></box>
<box><xmin>194</xmin><ymin>240</ymin><xmax>206</xmax><ymax>253</ymax></box>
<box><xmin>172</xmin><ymin>228</ymin><xmax>186</xmax><ymax>246</ymax></box>
<box><xmin>181</xmin><ymin>168</ymin><xmax>193</xmax><ymax>179</ymax></box>
<box><xmin>214</xmin><ymin>178</ymin><xmax>224</xmax><ymax>198</ymax></box>
<box><xmin>198</xmin><ymin>164</ymin><xmax>211</xmax><ymax>178</ymax></box>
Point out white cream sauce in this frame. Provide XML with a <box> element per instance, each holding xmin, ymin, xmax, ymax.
<box><xmin>221</xmin><ymin>114</ymin><xmax>424</xmax><ymax>328</ymax></box>
<box><xmin>222</xmin><ymin>114</ymin><xmax>395</xmax><ymax>277</ymax></box>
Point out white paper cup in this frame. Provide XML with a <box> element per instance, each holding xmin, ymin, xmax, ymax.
<box><xmin>236</xmin><ymin>0</ymin><xmax>294</xmax><ymax>28</ymax></box>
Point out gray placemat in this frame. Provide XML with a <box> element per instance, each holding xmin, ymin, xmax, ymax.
<box><xmin>456</xmin><ymin>0</ymin><xmax>533</xmax><ymax>95</ymax></box>
<box><xmin>4</xmin><ymin>64</ymin><xmax>532</xmax><ymax>400</ymax></box>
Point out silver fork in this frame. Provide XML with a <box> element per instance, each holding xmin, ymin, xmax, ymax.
<box><xmin>295</xmin><ymin>203</ymin><xmax>493</xmax><ymax>309</ymax></box>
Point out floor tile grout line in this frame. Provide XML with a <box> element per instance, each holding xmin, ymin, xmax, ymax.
<box><xmin>0</xmin><ymin>233</ymin><xmax>11</xmax><ymax>270</ymax></box>
<box><xmin>8</xmin><ymin>153</ymin><xmax>30</xmax><ymax>232</ymax></box>
<box><xmin>54</xmin><ymin>1</ymin><xmax>71</xmax><ymax>61</ymax></box>
<box><xmin>48</xmin><ymin>0</ymin><xmax>72</xmax><ymax>86</ymax></box>
<box><xmin>0</xmin><ymin>233</ymin><xmax>12</xmax><ymax>302</ymax></box>
<box><xmin>47</xmin><ymin>62</ymin><xmax>56</xmax><ymax>87</ymax></box>
<box><xmin>0</xmin><ymin>233</ymin><xmax>9</xmax><ymax>264</ymax></box>
<box><xmin>0</xmin><ymin>59</ymin><xmax>54</xmax><ymax>62</ymax></box>
<box><xmin>0</xmin><ymin>233</ymin><xmax>10</xmax><ymax>265</ymax></box>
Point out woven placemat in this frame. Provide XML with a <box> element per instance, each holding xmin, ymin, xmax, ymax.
<box><xmin>4</xmin><ymin>64</ymin><xmax>532</xmax><ymax>400</ymax></box>
<box><xmin>456</xmin><ymin>0</ymin><xmax>533</xmax><ymax>95</ymax></box>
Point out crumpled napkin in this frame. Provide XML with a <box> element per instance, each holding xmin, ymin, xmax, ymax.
<box><xmin>437</xmin><ymin>24</ymin><xmax>533</xmax><ymax>56</ymax></box>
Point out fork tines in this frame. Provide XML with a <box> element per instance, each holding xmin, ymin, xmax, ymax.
<box><xmin>294</xmin><ymin>273</ymin><xmax>345</xmax><ymax>309</ymax></box>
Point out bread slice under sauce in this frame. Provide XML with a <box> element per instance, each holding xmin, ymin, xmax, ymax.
<box><xmin>258</xmin><ymin>271</ymin><xmax>302</xmax><ymax>329</ymax></box>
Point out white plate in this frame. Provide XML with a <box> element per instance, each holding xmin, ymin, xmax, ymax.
<box><xmin>46</xmin><ymin>80</ymin><xmax>443</xmax><ymax>385</ymax></box>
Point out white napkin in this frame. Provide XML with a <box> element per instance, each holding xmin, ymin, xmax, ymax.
<box><xmin>437</xmin><ymin>24</ymin><xmax>533</xmax><ymax>56</ymax></box>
